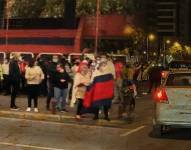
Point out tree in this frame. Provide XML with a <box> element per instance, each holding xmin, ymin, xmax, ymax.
<box><xmin>11</xmin><ymin>0</ymin><xmax>46</xmax><ymax>18</ymax></box>
<box><xmin>64</xmin><ymin>0</ymin><xmax>76</xmax><ymax>28</ymax></box>
<box><xmin>168</xmin><ymin>43</ymin><xmax>191</xmax><ymax>60</ymax></box>
<box><xmin>41</xmin><ymin>0</ymin><xmax>64</xmax><ymax>18</ymax></box>
<box><xmin>76</xmin><ymin>0</ymin><xmax>142</xmax><ymax>16</ymax></box>
<box><xmin>0</xmin><ymin>0</ymin><xmax>5</xmax><ymax>28</ymax></box>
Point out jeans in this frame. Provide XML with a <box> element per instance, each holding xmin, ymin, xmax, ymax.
<box><xmin>46</xmin><ymin>81</ymin><xmax>54</xmax><ymax>109</ymax></box>
<box><xmin>54</xmin><ymin>87</ymin><xmax>68</xmax><ymax>110</ymax></box>
<box><xmin>113</xmin><ymin>79</ymin><xmax>123</xmax><ymax>103</ymax></box>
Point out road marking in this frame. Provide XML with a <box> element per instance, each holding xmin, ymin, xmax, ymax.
<box><xmin>0</xmin><ymin>142</ymin><xmax>67</xmax><ymax>150</ymax></box>
<box><xmin>120</xmin><ymin>125</ymin><xmax>146</xmax><ymax>137</ymax></box>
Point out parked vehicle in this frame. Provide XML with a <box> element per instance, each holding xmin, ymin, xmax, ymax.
<box><xmin>153</xmin><ymin>68</ymin><xmax>191</xmax><ymax>136</ymax></box>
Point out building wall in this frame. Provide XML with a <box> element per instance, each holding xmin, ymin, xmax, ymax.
<box><xmin>83</xmin><ymin>15</ymin><xmax>134</xmax><ymax>38</ymax></box>
<box><xmin>178</xmin><ymin>0</ymin><xmax>191</xmax><ymax>43</ymax></box>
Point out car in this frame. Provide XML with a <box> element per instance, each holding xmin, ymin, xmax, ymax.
<box><xmin>152</xmin><ymin>69</ymin><xmax>191</xmax><ymax>136</ymax></box>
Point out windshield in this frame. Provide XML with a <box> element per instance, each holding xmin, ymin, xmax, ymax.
<box><xmin>166</xmin><ymin>73</ymin><xmax>191</xmax><ymax>86</ymax></box>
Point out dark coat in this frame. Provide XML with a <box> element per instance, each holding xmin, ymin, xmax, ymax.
<box><xmin>9</xmin><ymin>60</ymin><xmax>21</xmax><ymax>83</ymax></box>
<box><xmin>52</xmin><ymin>70</ymin><xmax>71</xmax><ymax>89</ymax></box>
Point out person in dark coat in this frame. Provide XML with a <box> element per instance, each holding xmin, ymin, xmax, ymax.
<box><xmin>148</xmin><ymin>65</ymin><xmax>163</xmax><ymax>93</ymax></box>
<box><xmin>46</xmin><ymin>55</ymin><xmax>59</xmax><ymax>110</ymax></box>
<box><xmin>52</xmin><ymin>63</ymin><xmax>71</xmax><ymax>113</ymax></box>
<box><xmin>9</xmin><ymin>53</ymin><xmax>21</xmax><ymax>110</ymax></box>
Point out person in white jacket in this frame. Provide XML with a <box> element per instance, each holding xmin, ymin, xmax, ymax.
<box><xmin>25</xmin><ymin>59</ymin><xmax>44</xmax><ymax>112</ymax></box>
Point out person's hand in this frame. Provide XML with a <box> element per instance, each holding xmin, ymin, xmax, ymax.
<box><xmin>134</xmin><ymin>91</ymin><xmax>137</xmax><ymax>97</ymax></box>
<box><xmin>78</xmin><ymin>83</ymin><xmax>85</xmax><ymax>87</ymax></box>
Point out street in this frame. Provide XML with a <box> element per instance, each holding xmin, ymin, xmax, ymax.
<box><xmin>0</xmin><ymin>95</ymin><xmax>191</xmax><ymax>150</ymax></box>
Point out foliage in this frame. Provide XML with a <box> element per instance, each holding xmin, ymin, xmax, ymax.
<box><xmin>169</xmin><ymin>43</ymin><xmax>191</xmax><ymax>59</ymax></box>
<box><xmin>10</xmin><ymin>0</ymin><xmax>46</xmax><ymax>18</ymax></box>
<box><xmin>77</xmin><ymin>0</ymin><xmax>142</xmax><ymax>16</ymax></box>
<box><xmin>41</xmin><ymin>0</ymin><xmax>64</xmax><ymax>18</ymax></box>
<box><xmin>9</xmin><ymin>0</ymin><xmax>142</xmax><ymax>18</ymax></box>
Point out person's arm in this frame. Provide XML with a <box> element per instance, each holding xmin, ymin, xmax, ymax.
<box><xmin>39</xmin><ymin>67</ymin><xmax>45</xmax><ymax>81</ymax></box>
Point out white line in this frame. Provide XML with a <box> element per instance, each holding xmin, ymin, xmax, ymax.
<box><xmin>120</xmin><ymin>126</ymin><xmax>146</xmax><ymax>137</ymax></box>
<box><xmin>0</xmin><ymin>142</ymin><xmax>67</xmax><ymax>150</ymax></box>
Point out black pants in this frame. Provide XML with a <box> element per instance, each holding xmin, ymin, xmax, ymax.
<box><xmin>3</xmin><ymin>74</ymin><xmax>10</xmax><ymax>94</ymax></box>
<box><xmin>148</xmin><ymin>80</ymin><xmax>160</xmax><ymax>93</ymax></box>
<box><xmin>46</xmin><ymin>83</ymin><xmax>54</xmax><ymax>109</ymax></box>
<box><xmin>20</xmin><ymin>75</ymin><xmax>26</xmax><ymax>93</ymax></box>
<box><xmin>27</xmin><ymin>84</ymin><xmax>39</xmax><ymax>108</ymax></box>
<box><xmin>10</xmin><ymin>80</ymin><xmax>19</xmax><ymax>108</ymax></box>
<box><xmin>76</xmin><ymin>99</ymin><xmax>83</xmax><ymax>115</ymax></box>
<box><xmin>94</xmin><ymin>106</ymin><xmax>109</xmax><ymax>119</ymax></box>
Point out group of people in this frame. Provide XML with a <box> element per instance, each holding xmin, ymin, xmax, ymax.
<box><xmin>0</xmin><ymin>52</ymin><xmax>162</xmax><ymax>121</ymax></box>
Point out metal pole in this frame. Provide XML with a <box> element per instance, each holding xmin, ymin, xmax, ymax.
<box><xmin>163</xmin><ymin>42</ymin><xmax>166</xmax><ymax>67</ymax></box>
<box><xmin>5</xmin><ymin>0</ymin><xmax>9</xmax><ymax>46</ymax></box>
<box><xmin>146</xmin><ymin>37</ymin><xmax>149</xmax><ymax>61</ymax></box>
<box><xmin>95</xmin><ymin>0</ymin><xmax>100</xmax><ymax>55</ymax></box>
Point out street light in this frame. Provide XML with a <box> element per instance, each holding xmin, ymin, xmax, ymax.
<box><xmin>146</xmin><ymin>33</ymin><xmax>155</xmax><ymax>61</ymax></box>
<box><xmin>163</xmin><ymin>39</ymin><xmax>171</xmax><ymax>67</ymax></box>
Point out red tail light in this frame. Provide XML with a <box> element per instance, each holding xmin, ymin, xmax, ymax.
<box><xmin>154</xmin><ymin>88</ymin><xmax>168</xmax><ymax>103</ymax></box>
<box><xmin>161</xmin><ymin>72</ymin><xmax>165</xmax><ymax>78</ymax></box>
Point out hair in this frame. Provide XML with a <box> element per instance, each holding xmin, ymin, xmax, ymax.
<box><xmin>28</xmin><ymin>58</ymin><xmax>35</xmax><ymax>68</ymax></box>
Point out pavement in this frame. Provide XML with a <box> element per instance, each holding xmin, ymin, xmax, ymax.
<box><xmin>0</xmin><ymin>81</ymin><xmax>150</xmax><ymax>129</ymax></box>
<box><xmin>0</xmin><ymin>95</ymin><xmax>138</xmax><ymax>128</ymax></box>
<box><xmin>1</xmin><ymin>85</ymin><xmax>191</xmax><ymax>150</ymax></box>
<box><xmin>0</xmin><ymin>91</ymin><xmax>150</xmax><ymax>129</ymax></box>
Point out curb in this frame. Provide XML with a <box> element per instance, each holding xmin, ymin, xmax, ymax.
<box><xmin>0</xmin><ymin>110</ymin><xmax>131</xmax><ymax>129</ymax></box>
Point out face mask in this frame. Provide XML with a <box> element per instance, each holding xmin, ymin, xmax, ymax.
<box><xmin>52</xmin><ymin>58</ymin><xmax>58</xmax><ymax>63</ymax></box>
<box><xmin>4</xmin><ymin>60</ymin><xmax>8</xmax><ymax>64</ymax></box>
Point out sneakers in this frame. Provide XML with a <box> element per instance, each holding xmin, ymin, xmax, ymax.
<box><xmin>26</xmin><ymin>107</ymin><xmax>39</xmax><ymax>112</ymax></box>
<box><xmin>34</xmin><ymin>108</ymin><xmax>39</xmax><ymax>113</ymax></box>
<box><xmin>26</xmin><ymin>107</ymin><xmax>31</xmax><ymax>112</ymax></box>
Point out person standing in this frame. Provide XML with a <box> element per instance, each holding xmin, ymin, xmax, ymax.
<box><xmin>72</xmin><ymin>62</ymin><xmax>91</xmax><ymax>120</ymax></box>
<box><xmin>2</xmin><ymin>58</ymin><xmax>10</xmax><ymax>95</ymax></box>
<box><xmin>84</xmin><ymin>61</ymin><xmax>115</xmax><ymax>121</ymax></box>
<box><xmin>25</xmin><ymin>58</ymin><xmax>44</xmax><ymax>112</ymax></box>
<box><xmin>46</xmin><ymin>55</ymin><xmax>59</xmax><ymax>110</ymax></box>
<box><xmin>0</xmin><ymin>59</ymin><xmax>4</xmax><ymax>92</ymax></box>
<box><xmin>52</xmin><ymin>63</ymin><xmax>71</xmax><ymax>113</ymax></box>
<box><xmin>9</xmin><ymin>53</ymin><xmax>21</xmax><ymax>110</ymax></box>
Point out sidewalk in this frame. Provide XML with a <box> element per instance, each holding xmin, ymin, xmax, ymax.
<box><xmin>0</xmin><ymin>95</ymin><xmax>141</xmax><ymax>128</ymax></box>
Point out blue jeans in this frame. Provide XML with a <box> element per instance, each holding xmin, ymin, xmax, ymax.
<box><xmin>54</xmin><ymin>87</ymin><xmax>68</xmax><ymax>110</ymax></box>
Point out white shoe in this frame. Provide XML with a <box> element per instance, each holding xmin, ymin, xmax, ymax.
<box><xmin>26</xmin><ymin>107</ymin><xmax>31</xmax><ymax>112</ymax></box>
<box><xmin>34</xmin><ymin>108</ymin><xmax>39</xmax><ymax>113</ymax></box>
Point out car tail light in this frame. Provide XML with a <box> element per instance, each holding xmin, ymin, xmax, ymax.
<box><xmin>154</xmin><ymin>88</ymin><xmax>169</xmax><ymax>103</ymax></box>
<box><xmin>161</xmin><ymin>72</ymin><xmax>165</xmax><ymax>78</ymax></box>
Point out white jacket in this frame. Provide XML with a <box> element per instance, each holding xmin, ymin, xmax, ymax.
<box><xmin>25</xmin><ymin>66</ymin><xmax>44</xmax><ymax>85</ymax></box>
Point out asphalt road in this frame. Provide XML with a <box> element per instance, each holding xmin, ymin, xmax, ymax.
<box><xmin>0</xmin><ymin>95</ymin><xmax>191</xmax><ymax>150</ymax></box>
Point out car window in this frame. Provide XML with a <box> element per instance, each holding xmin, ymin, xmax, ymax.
<box><xmin>166</xmin><ymin>73</ymin><xmax>191</xmax><ymax>86</ymax></box>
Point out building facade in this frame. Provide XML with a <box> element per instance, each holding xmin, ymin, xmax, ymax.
<box><xmin>146</xmin><ymin>0</ymin><xmax>191</xmax><ymax>44</ymax></box>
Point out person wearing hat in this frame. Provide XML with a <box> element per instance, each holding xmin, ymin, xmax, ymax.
<box><xmin>9</xmin><ymin>53</ymin><xmax>21</xmax><ymax>110</ymax></box>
